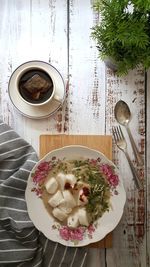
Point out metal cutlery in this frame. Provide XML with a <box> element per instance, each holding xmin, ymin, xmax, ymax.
<box><xmin>112</xmin><ymin>126</ymin><xmax>143</xmax><ymax>190</ymax></box>
<box><xmin>114</xmin><ymin>100</ymin><xmax>144</xmax><ymax>166</ymax></box>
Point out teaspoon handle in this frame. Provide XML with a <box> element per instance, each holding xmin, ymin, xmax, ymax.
<box><xmin>124</xmin><ymin>151</ymin><xmax>143</xmax><ymax>190</ymax></box>
<box><xmin>126</xmin><ymin>126</ymin><xmax>144</xmax><ymax>166</ymax></box>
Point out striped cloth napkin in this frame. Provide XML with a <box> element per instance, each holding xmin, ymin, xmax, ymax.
<box><xmin>0</xmin><ymin>120</ymin><xmax>88</xmax><ymax>267</ymax></box>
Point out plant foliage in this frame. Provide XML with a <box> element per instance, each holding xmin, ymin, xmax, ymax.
<box><xmin>92</xmin><ymin>0</ymin><xmax>150</xmax><ymax>75</ymax></box>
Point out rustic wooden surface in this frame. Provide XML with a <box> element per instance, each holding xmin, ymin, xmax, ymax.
<box><xmin>40</xmin><ymin>134</ymin><xmax>113</xmax><ymax>248</ymax></box>
<box><xmin>0</xmin><ymin>1</ymin><xmax>149</xmax><ymax>267</ymax></box>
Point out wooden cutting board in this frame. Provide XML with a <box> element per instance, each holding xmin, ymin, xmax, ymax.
<box><xmin>40</xmin><ymin>134</ymin><xmax>112</xmax><ymax>248</ymax></box>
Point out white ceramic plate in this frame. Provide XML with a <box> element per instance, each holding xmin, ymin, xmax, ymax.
<box><xmin>8</xmin><ymin>61</ymin><xmax>65</xmax><ymax>119</ymax></box>
<box><xmin>25</xmin><ymin>145</ymin><xmax>126</xmax><ymax>247</ymax></box>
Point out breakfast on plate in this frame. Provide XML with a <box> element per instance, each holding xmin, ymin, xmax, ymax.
<box><xmin>33</xmin><ymin>158</ymin><xmax>119</xmax><ymax>229</ymax></box>
<box><xmin>28</xmin><ymin>145</ymin><xmax>126</xmax><ymax>245</ymax></box>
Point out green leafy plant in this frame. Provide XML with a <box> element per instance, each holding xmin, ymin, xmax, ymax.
<box><xmin>92</xmin><ymin>0</ymin><xmax>150</xmax><ymax>75</ymax></box>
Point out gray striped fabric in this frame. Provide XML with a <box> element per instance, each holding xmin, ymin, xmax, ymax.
<box><xmin>0</xmin><ymin>120</ymin><xmax>88</xmax><ymax>267</ymax></box>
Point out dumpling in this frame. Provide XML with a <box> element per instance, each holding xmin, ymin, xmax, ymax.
<box><xmin>56</xmin><ymin>173</ymin><xmax>77</xmax><ymax>190</ymax></box>
<box><xmin>62</xmin><ymin>190</ymin><xmax>76</xmax><ymax>208</ymax></box>
<box><xmin>78</xmin><ymin>208</ymin><xmax>89</xmax><ymax>226</ymax></box>
<box><xmin>52</xmin><ymin>207</ymin><xmax>68</xmax><ymax>222</ymax></box>
<box><xmin>45</xmin><ymin>177</ymin><xmax>58</xmax><ymax>194</ymax></box>
<box><xmin>65</xmin><ymin>174</ymin><xmax>76</xmax><ymax>185</ymax></box>
<box><xmin>77</xmin><ymin>189</ymin><xmax>88</xmax><ymax>206</ymax></box>
<box><xmin>59</xmin><ymin>200</ymin><xmax>72</xmax><ymax>214</ymax></box>
<box><xmin>48</xmin><ymin>190</ymin><xmax>64</xmax><ymax>208</ymax></box>
<box><xmin>67</xmin><ymin>210</ymin><xmax>79</xmax><ymax>228</ymax></box>
<box><xmin>56</xmin><ymin>172</ymin><xmax>67</xmax><ymax>190</ymax></box>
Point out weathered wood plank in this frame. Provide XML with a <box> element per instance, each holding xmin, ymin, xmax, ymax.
<box><xmin>0</xmin><ymin>0</ymin><xmax>68</xmax><ymax>154</ymax></box>
<box><xmin>146</xmin><ymin>69</ymin><xmax>150</xmax><ymax>267</ymax></box>
<box><xmin>68</xmin><ymin>0</ymin><xmax>106</xmax><ymax>135</ymax></box>
<box><xmin>0</xmin><ymin>1</ymin><xmax>149</xmax><ymax>267</ymax></box>
<box><xmin>105</xmin><ymin>68</ymin><xmax>146</xmax><ymax>267</ymax></box>
<box><xmin>68</xmin><ymin>1</ymin><xmax>106</xmax><ymax>266</ymax></box>
<box><xmin>0</xmin><ymin>0</ymin><xmax>31</xmax><ymax>133</ymax></box>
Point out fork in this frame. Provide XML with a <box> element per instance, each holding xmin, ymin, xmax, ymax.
<box><xmin>112</xmin><ymin>126</ymin><xmax>143</xmax><ymax>190</ymax></box>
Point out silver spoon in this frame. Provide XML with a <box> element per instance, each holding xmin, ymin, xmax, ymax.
<box><xmin>114</xmin><ymin>100</ymin><xmax>144</xmax><ymax>166</ymax></box>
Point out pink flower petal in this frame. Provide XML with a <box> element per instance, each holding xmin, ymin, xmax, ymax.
<box><xmin>37</xmin><ymin>162</ymin><xmax>50</xmax><ymax>171</ymax></box>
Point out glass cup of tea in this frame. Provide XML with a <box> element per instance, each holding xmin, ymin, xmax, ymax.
<box><xmin>15</xmin><ymin>65</ymin><xmax>63</xmax><ymax>106</ymax></box>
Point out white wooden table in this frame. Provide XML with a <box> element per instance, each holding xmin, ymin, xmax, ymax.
<box><xmin>0</xmin><ymin>1</ymin><xmax>149</xmax><ymax>266</ymax></box>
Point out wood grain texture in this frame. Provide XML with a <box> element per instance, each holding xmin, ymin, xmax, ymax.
<box><xmin>146</xmin><ymin>69</ymin><xmax>150</xmax><ymax>267</ymax></box>
<box><xmin>40</xmin><ymin>134</ymin><xmax>112</xmax><ymax>159</ymax></box>
<box><xmin>105</xmin><ymin>68</ymin><xmax>146</xmax><ymax>267</ymax></box>
<box><xmin>40</xmin><ymin>134</ymin><xmax>112</xmax><ymax>248</ymax></box>
<box><xmin>0</xmin><ymin>1</ymin><xmax>149</xmax><ymax>266</ymax></box>
<box><xmin>68</xmin><ymin>0</ymin><xmax>106</xmax><ymax>135</ymax></box>
<box><xmin>0</xmin><ymin>0</ymin><xmax>68</xmax><ymax>154</ymax></box>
